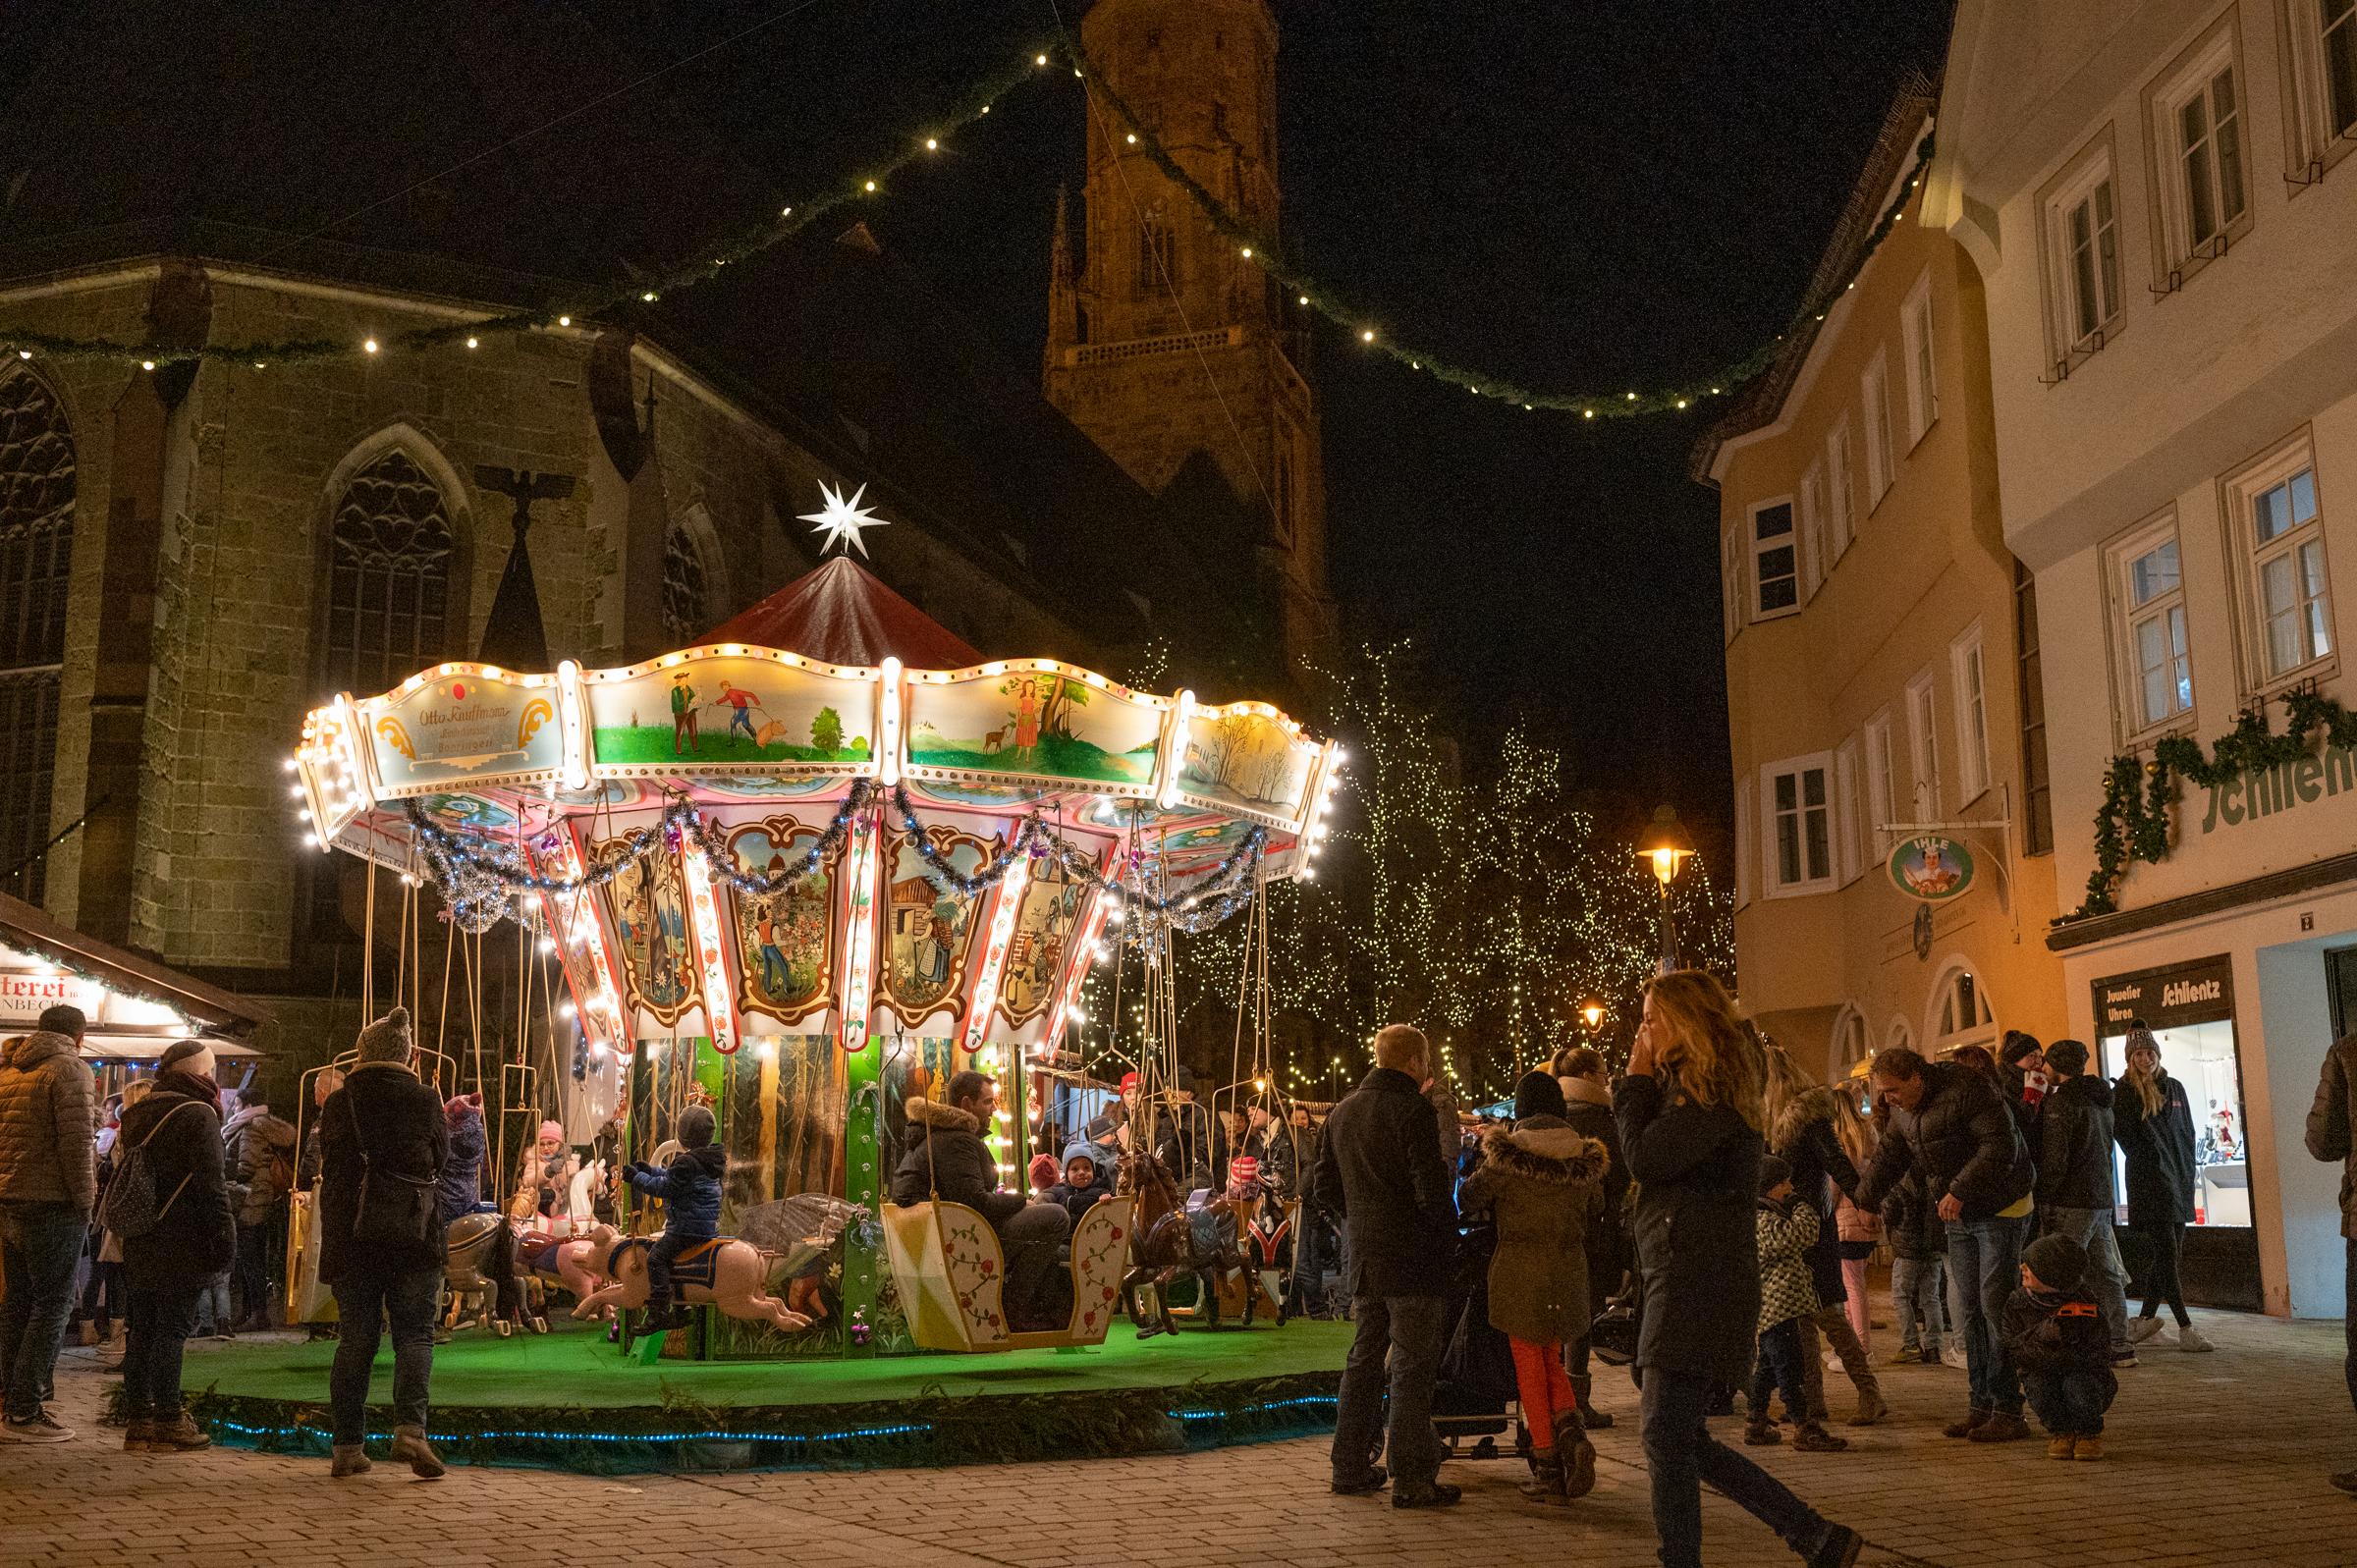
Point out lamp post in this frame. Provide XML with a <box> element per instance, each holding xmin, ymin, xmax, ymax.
<box><xmin>1580</xmin><ymin>999</ymin><xmax>1606</xmax><ymax>1033</ymax></box>
<box><xmin>1638</xmin><ymin>804</ymin><xmax>1695</xmax><ymax>975</ymax></box>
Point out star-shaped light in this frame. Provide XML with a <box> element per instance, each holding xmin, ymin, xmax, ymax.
<box><xmin>799</xmin><ymin>481</ymin><xmax>891</xmax><ymax>559</ymax></box>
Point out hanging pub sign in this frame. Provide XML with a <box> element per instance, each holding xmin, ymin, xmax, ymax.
<box><xmin>1889</xmin><ymin>834</ymin><xmax>1975</xmax><ymax>902</ymax></box>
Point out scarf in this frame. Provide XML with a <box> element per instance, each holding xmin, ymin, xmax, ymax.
<box><xmin>155</xmin><ymin>1067</ymin><xmax>222</xmax><ymax>1112</ymax></box>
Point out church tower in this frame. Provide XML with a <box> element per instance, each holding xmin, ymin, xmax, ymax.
<box><xmin>1045</xmin><ymin>0</ymin><xmax>1332</xmax><ymax>676</ymax></box>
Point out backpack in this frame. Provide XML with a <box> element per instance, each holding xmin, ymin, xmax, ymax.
<box><xmin>97</xmin><ymin>1101</ymin><xmax>200</xmax><ymax>1240</ymax></box>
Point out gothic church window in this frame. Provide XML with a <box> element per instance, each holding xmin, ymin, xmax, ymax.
<box><xmin>662</xmin><ymin>521</ymin><xmax>713</xmax><ymax>645</ymax></box>
<box><xmin>322</xmin><ymin>450</ymin><xmax>456</xmax><ymax>700</ymax></box>
<box><xmin>0</xmin><ymin>369</ymin><xmax>74</xmax><ymax>900</ymax></box>
<box><xmin>1136</xmin><ymin>211</ymin><xmax>1176</xmax><ymax>294</ymax></box>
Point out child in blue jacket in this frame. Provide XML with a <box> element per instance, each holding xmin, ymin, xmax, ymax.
<box><xmin>624</xmin><ymin>1104</ymin><xmax>724</xmax><ymax>1331</ymax></box>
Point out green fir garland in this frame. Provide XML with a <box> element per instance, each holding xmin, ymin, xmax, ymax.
<box><xmin>2069</xmin><ymin>686</ymin><xmax>2357</xmax><ymax>919</ymax></box>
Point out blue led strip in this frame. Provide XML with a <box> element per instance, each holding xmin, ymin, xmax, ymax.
<box><xmin>212</xmin><ymin>1416</ymin><xmax>931</xmax><ymax>1444</ymax></box>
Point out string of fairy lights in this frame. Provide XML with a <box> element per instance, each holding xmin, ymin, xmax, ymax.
<box><xmin>4</xmin><ymin>37</ymin><xmax>1932</xmax><ymax>419</ymax></box>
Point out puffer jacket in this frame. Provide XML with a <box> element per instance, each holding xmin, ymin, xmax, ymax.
<box><xmin>627</xmin><ymin>1143</ymin><xmax>724</xmax><ymax>1237</ymax></box>
<box><xmin>1858</xmin><ymin>1060</ymin><xmax>2035</xmax><ymax>1222</ymax></box>
<box><xmin>0</xmin><ymin>1030</ymin><xmax>97</xmax><ymax>1212</ymax></box>
<box><xmin>1757</xmin><ymin>1194</ymin><xmax>1821</xmax><ymax>1331</ymax></box>
<box><xmin>2036</xmin><ymin>1072</ymin><xmax>2117</xmax><ymax>1211</ymax></box>
<box><xmin>2308</xmin><ymin>1034</ymin><xmax>2357</xmax><ymax>1240</ymax></box>
<box><xmin>1616</xmin><ymin>1071</ymin><xmax>1762</xmax><ymax>1385</ymax></box>
<box><xmin>2113</xmin><ymin>1068</ymin><xmax>2198</xmax><ymax>1225</ymax></box>
<box><xmin>1879</xmin><ymin>1168</ymin><xmax>1946</xmax><ymax>1261</ymax></box>
<box><xmin>437</xmin><ymin>1103</ymin><xmax>487</xmax><ymax>1225</ymax></box>
<box><xmin>893</xmin><ymin>1097</ymin><xmax>1023</xmax><ymax>1227</ymax></box>
<box><xmin>1772</xmin><ymin>1085</ymin><xmax>1862</xmax><ymax>1306</ymax></box>
<box><xmin>223</xmin><ymin>1106</ymin><xmax>298</xmax><ymax>1226</ymax></box>
<box><xmin>1457</xmin><ymin>1116</ymin><xmax>1607</xmax><ymax>1343</ymax></box>
<box><xmin>117</xmin><ymin>1071</ymin><xmax>236</xmax><ymax>1290</ymax></box>
<box><xmin>317</xmin><ymin>1060</ymin><xmax>450</xmax><ymax>1284</ymax></box>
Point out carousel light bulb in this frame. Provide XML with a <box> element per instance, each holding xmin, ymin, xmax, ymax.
<box><xmin>282</xmin><ymin>757</ymin><xmax>298</xmax><ymax>771</ymax></box>
<box><xmin>302</xmin><ymin>833</ymin><xmax>320</xmax><ymax>847</ymax></box>
<box><xmin>536</xmin><ymin>937</ymin><xmax>556</xmax><ymax>955</ymax></box>
<box><xmin>559</xmin><ymin>1001</ymin><xmax>576</xmax><ymax>1018</ymax></box>
<box><xmin>289</xmin><ymin>784</ymin><xmax>304</xmax><ymax>798</ymax></box>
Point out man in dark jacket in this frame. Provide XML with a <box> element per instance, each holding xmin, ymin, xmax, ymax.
<box><xmin>1157</xmin><ymin>1068</ymin><xmax>1226</xmax><ymax>1194</ymax></box>
<box><xmin>891</xmin><ymin>1070</ymin><xmax>1070</xmax><ymax>1329</ymax></box>
<box><xmin>2034</xmin><ymin>1040</ymin><xmax>2129</xmax><ymax>1364</ymax></box>
<box><xmin>318</xmin><ymin>1006</ymin><xmax>450</xmax><ymax>1480</ymax></box>
<box><xmin>118</xmin><ymin>1038</ymin><xmax>237</xmax><ymax>1452</ymax></box>
<box><xmin>1859</xmin><ymin>1046</ymin><xmax>2036</xmax><ymax>1443</ymax></box>
<box><xmin>2307</xmin><ymin>1030</ymin><xmax>2357</xmax><ymax>1495</ymax></box>
<box><xmin>0</xmin><ymin>1005</ymin><xmax>96</xmax><ymax>1442</ymax></box>
<box><xmin>1310</xmin><ymin>1024</ymin><xmax>1460</xmax><ymax>1509</ymax></box>
<box><xmin>1281</xmin><ymin>1105</ymin><xmax>1337</xmax><ymax>1323</ymax></box>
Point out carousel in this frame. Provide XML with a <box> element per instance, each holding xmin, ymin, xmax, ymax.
<box><xmin>202</xmin><ymin>542</ymin><xmax>1353</xmax><ymax>1470</ymax></box>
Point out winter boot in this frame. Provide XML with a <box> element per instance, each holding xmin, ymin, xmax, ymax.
<box><xmin>1569</xmin><ymin>1372</ymin><xmax>1613</xmax><ymax>1430</ymax></box>
<box><xmin>122</xmin><ymin>1417</ymin><xmax>154</xmax><ymax>1453</ymax></box>
<box><xmin>147</xmin><ymin>1411</ymin><xmax>213</xmax><ymax>1452</ymax></box>
<box><xmin>2047</xmin><ymin>1435</ymin><xmax>2077</xmax><ymax>1460</ymax></box>
<box><xmin>1553</xmin><ymin>1412</ymin><xmax>1596</xmax><ymax>1499</ymax></box>
<box><xmin>2073</xmin><ymin>1435</ymin><xmax>2105</xmax><ymax>1461</ymax></box>
<box><xmin>1847</xmin><ymin>1388</ymin><xmax>1890</xmax><ymax>1426</ymax></box>
<box><xmin>1793</xmin><ymin>1422</ymin><xmax>1849</xmax><ymax>1452</ymax></box>
<box><xmin>390</xmin><ymin>1424</ymin><xmax>445</xmax><ymax>1479</ymax></box>
<box><xmin>1944</xmin><ymin>1408</ymin><xmax>1991</xmax><ymax>1438</ymax></box>
<box><xmin>1517</xmin><ymin>1448</ymin><xmax>1567</xmax><ymax>1506</ymax></box>
<box><xmin>331</xmin><ymin>1443</ymin><xmax>372</xmax><ymax>1478</ymax></box>
<box><xmin>1743</xmin><ymin>1419</ymin><xmax>1781</xmax><ymax>1446</ymax></box>
<box><xmin>1968</xmin><ymin>1411</ymin><xmax>2032</xmax><ymax>1443</ymax></box>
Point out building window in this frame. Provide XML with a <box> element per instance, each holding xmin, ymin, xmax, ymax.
<box><xmin>2150</xmin><ymin>27</ymin><xmax>2250</xmax><ymax>271</ymax></box>
<box><xmin>1950</xmin><ymin>623</ymin><xmax>1993</xmax><ymax>804</ymax></box>
<box><xmin>2015</xmin><ymin>562</ymin><xmax>2054</xmax><ymax>855</ymax></box>
<box><xmin>2288</xmin><ymin>0</ymin><xmax>2357</xmax><ymax>171</ymax></box>
<box><xmin>1750</xmin><ymin>497</ymin><xmax>1798</xmax><ymax>620</ymax></box>
<box><xmin>322</xmin><ymin>449</ymin><xmax>455</xmax><ymax>702</ymax></box>
<box><xmin>1900</xmin><ymin>271</ymin><xmax>1940</xmax><ymax>448</ymax></box>
<box><xmin>1834</xmin><ymin>736</ymin><xmax>1863</xmax><ymax>885</ymax></box>
<box><xmin>1762</xmin><ymin>753</ymin><xmax>1836</xmax><ymax>895</ymax></box>
<box><xmin>0</xmin><ymin>368</ymin><xmax>73</xmax><ymax>903</ymax></box>
<box><xmin>2107</xmin><ymin>513</ymin><xmax>2195</xmax><ymax>738</ymax></box>
<box><xmin>1864</xmin><ymin>709</ymin><xmax>1896</xmax><ymax>861</ymax></box>
<box><xmin>1135</xmin><ymin>211</ymin><xmax>1176</xmax><ymax>294</ymax></box>
<box><xmin>1861</xmin><ymin>350</ymin><xmax>1894</xmax><ymax>509</ymax></box>
<box><xmin>1932</xmin><ymin>965</ymin><xmax>1997</xmax><ymax>1053</ymax></box>
<box><xmin>2225</xmin><ymin>437</ymin><xmax>2333</xmax><ymax>687</ymax></box>
<box><xmin>2044</xmin><ymin>137</ymin><xmax>2123</xmax><ymax>361</ymax></box>
<box><xmin>1826</xmin><ymin>413</ymin><xmax>1855</xmax><ymax>557</ymax></box>
<box><xmin>1799</xmin><ymin>457</ymin><xmax>1830</xmax><ymax>599</ymax></box>
<box><xmin>1905</xmin><ymin>668</ymin><xmax>1941</xmax><ymax>816</ymax></box>
<box><xmin>661</xmin><ymin>522</ymin><xmax>714</xmax><ymax>646</ymax></box>
<box><xmin>1834</xmin><ymin>1008</ymin><xmax>1869</xmax><ymax>1078</ymax></box>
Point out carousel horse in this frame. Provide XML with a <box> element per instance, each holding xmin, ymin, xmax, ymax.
<box><xmin>569</xmin><ymin>1224</ymin><xmax>813</xmax><ymax>1333</ymax></box>
<box><xmin>443</xmin><ymin>1205</ymin><xmax>548</xmax><ymax>1336</ymax></box>
<box><xmin>1114</xmin><ymin>1148</ymin><xmax>1258</xmax><ymax>1337</ymax></box>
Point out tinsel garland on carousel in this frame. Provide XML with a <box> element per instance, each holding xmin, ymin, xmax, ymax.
<box><xmin>2070</xmin><ymin>686</ymin><xmax>2357</xmax><ymax>918</ymax></box>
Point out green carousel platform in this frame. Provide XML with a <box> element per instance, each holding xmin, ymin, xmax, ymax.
<box><xmin>181</xmin><ymin>1316</ymin><xmax>1351</xmax><ymax>1473</ymax></box>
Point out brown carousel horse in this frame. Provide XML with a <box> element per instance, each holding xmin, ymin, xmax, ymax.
<box><xmin>1114</xmin><ymin>1147</ymin><xmax>1258</xmax><ymax>1337</ymax></box>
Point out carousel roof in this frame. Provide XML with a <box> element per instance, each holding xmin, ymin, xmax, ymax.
<box><xmin>697</xmin><ymin>557</ymin><xmax>981</xmax><ymax>671</ymax></box>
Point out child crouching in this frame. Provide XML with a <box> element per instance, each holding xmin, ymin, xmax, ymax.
<box><xmin>1750</xmin><ymin>1156</ymin><xmax>1847</xmax><ymax>1452</ymax></box>
<box><xmin>624</xmin><ymin>1104</ymin><xmax>723</xmax><ymax>1332</ymax></box>
<box><xmin>2008</xmin><ymin>1232</ymin><xmax>2117</xmax><ymax>1461</ymax></box>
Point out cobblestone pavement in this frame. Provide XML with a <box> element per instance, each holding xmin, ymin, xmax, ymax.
<box><xmin>6</xmin><ymin>1308</ymin><xmax>2351</xmax><ymax>1567</ymax></box>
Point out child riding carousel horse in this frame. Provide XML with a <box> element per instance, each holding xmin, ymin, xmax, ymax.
<box><xmin>623</xmin><ymin>1104</ymin><xmax>724</xmax><ymax>1333</ymax></box>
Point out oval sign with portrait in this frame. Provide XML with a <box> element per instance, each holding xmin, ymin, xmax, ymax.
<box><xmin>1889</xmin><ymin>834</ymin><xmax>1975</xmax><ymax>902</ymax></box>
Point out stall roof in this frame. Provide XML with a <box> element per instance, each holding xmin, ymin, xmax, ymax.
<box><xmin>0</xmin><ymin>892</ymin><xmax>272</xmax><ymax>1053</ymax></box>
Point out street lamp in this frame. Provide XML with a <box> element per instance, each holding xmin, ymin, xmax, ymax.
<box><xmin>1638</xmin><ymin>804</ymin><xmax>1695</xmax><ymax>974</ymax></box>
<box><xmin>1580</xmin><ymin>999</ymin><xmax>1606</xmax><ymax>1031</ymax></box>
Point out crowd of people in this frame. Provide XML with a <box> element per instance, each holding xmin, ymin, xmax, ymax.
<box><xmin>0</xmin><ymin>972</ymin><xmax>2351</xmax><ymax>1546</ymax></box>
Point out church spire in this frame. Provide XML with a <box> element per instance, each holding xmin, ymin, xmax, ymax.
<box><xmin>1045</xmin><ymin>184</ymin><xmax>1078</xmax><ymax>376</ymax></box>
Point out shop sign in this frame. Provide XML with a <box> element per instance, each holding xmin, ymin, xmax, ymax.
<box><xmin>2093</xmin><ymin>953</ymin><xmax>2235</xmax><ymax>1033</ymax></box>
<box><xmin>0</xmin><ymin>965</ymin><xmax>83</xmax><ymax>1025</ymax></box>
<box><xmin>1889</xmin><ymin>835</ymin><xmax>1974</xmax><ymax>902</ymax></box>
<box><xmin>2197</xmin><ymin>743</ymin><xmax>2357</xmax><ymax>835</ymax></box>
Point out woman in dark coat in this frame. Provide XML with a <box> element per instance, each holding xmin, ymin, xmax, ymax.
<box><xmin>1552</xmin><ymin>1044</ymin><xmax>1627</xmax><ymax>1427</ymax></box>
<box><xmin>1761</xmin><ymin>1037</ymin><xmax>1887</xmax><ymax>1426</ymax></box>
<box><xmin>117</xmin><ymin>1039</ymin><xmax>237</xmax><ymax>1453</ymax></box>
<box><xmin>2113</xmin><ymin>1024</ymin><xmax>2212</xmax><ymax>1351</ymax></box>
<box><xmin>1616</xmin><ymin>971</ymin><xmax>1861</xmax><ymax>1568</ymax></box>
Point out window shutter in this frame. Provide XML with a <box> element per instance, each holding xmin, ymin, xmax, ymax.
<box><xmin>1735</xmin><ymin>773</ymin><xmax>1755</xmax><ymax>907</ymax></box>
<box><xmin>1835</xmin><ymin>739</ymin><xmax>1862</xmax><ymax>885</ymax></box>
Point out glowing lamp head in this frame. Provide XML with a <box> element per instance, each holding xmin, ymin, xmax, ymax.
<box><xmin>1580</xmin><ymin>1000</ymin><xmax>1606</xmax><ymax>1030</ymax></box>
<box><xmin>1638</xmin><ymin>804</ymin><xmax>1695</xmax><ymax>890</ymax></box>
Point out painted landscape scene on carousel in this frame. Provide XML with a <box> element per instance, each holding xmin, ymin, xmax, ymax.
<box><xmin>906</xmin><ymin>672</ymin><xmax>1161</xmax><ymax>786</ymax></box>
<box><xmin>587</xmin><ymin>658</ymin><xmax>874</xmax><ymax>771</ymax></box>
<box><xmin>1177</xmin><ymin>708</ymin><xmax>1320</xmax><ymax>821</ymax></box>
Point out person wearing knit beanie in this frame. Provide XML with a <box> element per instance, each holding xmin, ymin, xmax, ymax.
<box><xmin>1512</xmin><ymin>1069</ymin><xmax>1567</xmax><ymax>1124</ymax></box>
<box><xmin>2021</xmin><ymin>1233</ymin><xmax>2087</xmax><ymax>1293</ymax></box>
<box><xmin>2009</xmin><ymin>1230</ymin><xmax>2116</xmax><ymax>1458</ymax></box>
<box><xmin>354</xmin><ymin>1005</ymin><xmax>412</xmax><ymax>1063</ymax></box>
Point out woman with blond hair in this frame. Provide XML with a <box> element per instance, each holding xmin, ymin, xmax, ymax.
<box><xmin>1617</xmin><ymin>971</ymin><xmax>1861</xmax><ymax>1568</ymax></box>
<box><xmin>1758</xmin><ymin>1032</ymin><xmax>1888</xmax><ymax>1427</ymax></box>
<box><xmin>2113</xmin><ymin>1023</ymin><xmax>2210</xmax><ymax>1351</ymax></box>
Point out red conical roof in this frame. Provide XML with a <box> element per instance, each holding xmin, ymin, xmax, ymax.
<box><xmin>696</xmin><ymin>556</ymin><xmax>982</xmax><ymax>669</ymax></box>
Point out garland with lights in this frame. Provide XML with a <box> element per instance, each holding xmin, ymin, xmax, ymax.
<box><xmin>2068</xmin><ymin>686</ymin><xmax>2357</xmax><ymax>919</ymax></box>
<box><xmin>888</xmin><ymin>784</ymin><xmax>1049</xmax><ymax>896</ymax></box>
<box><xmin>1062</xmin><ymin>31</ymin><xmax>1935</xmax><ymax>418</ymax></box>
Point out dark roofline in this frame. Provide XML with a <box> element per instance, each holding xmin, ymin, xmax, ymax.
<box><xmin>1687</xmin><ymin>70</ymin><xmax>1941</xmax><ymax>489</ymax></box>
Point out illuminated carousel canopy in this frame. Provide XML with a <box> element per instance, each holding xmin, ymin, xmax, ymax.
<box><xmin>293</xmin><ymin>558</ymin><xmax>1340</xmax><ymax>1063</ymax></box>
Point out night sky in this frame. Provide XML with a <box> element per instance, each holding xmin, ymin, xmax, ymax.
<box><xmin>2</xmin><ymin>0</ymin><xmax>1957</xmax><ymax>834</ymax></box>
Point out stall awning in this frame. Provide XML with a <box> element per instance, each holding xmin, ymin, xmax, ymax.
<box><xmin>0</xmin><ymin>891</ymin><xmax>271</xmax><ymax>1060</ymax></box>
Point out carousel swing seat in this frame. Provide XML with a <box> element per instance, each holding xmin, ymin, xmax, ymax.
<box><xmin>880</xmin><ymin>1196</ymin><xmax>1135</xmax><ymax>1352</ymax></box>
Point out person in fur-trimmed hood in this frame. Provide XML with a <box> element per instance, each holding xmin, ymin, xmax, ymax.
<box><xmin>891</xmin><ymin>1071</ymin><xmax>1071</xmax><ymax>1329</ymax></box>
<box><xmin>1458</xmin><ymin>1071</ymin><xmax>1609</xmax><ymax>1507</ymax></box>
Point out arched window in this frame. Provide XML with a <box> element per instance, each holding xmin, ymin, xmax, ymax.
<box><xmin>1135</xmin><ymin>209</ymin><xmax>1176</xmax><ymax>294</ymax></box>
<box><xmin>1831</xmin><ymin>1005</ymin><xmax>1869</xmax><ymax>1080</ymax></box>
<box><xmin>661</xmin><ymin>521</ymin><xmax>713</xmax><ymax>647</ymax></box>
<box><xmin>1886</xmin><ymin>1017</ymin><xmax>1915</xmax><ymax>1053</ymax></box>
<box><xmin>0</xmin><ymin>369</ymin><xmax>75</xmax><ymax>901</ymax></box>
<box><xmin>321</xmin><ymin>449</ymin><xmax>456</xmax><ymax>698</ymax></box>
<box><xmin>1930</xmin><ymin>961</ymin><xmax>1997</xmax><ymax>1054</ymax></box>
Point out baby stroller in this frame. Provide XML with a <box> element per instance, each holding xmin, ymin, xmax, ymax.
<box><xmin>1431</xmin><ymin>1219</ymin><xmax>1529</xmax><ymax>1462</ymax></box>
